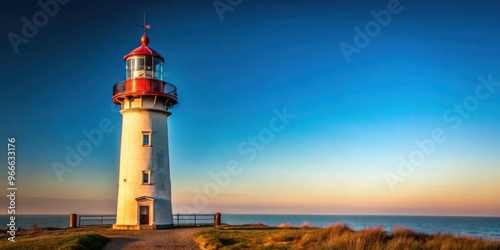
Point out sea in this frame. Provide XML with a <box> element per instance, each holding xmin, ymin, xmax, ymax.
<box><xmin>1</xmin><ymin>214</ymin><xmax>500</xmax><ymax>240</ymax></box>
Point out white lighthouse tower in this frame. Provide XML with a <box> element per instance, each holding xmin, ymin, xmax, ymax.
<box><xmin>112</xmin><ymin>30</ymin><xmax>178</xmax><ymax>230</ymax></box>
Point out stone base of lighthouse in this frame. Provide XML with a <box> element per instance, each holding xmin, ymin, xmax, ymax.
<box><xmin>113</xmin><ymin>96</ymin><xmax>174</xmax><ymax>230</ymax></box>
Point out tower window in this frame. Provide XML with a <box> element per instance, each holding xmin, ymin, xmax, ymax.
<box><xmin>142</xmin><ymin>132</ymin><xmax>151</xmax><ymax>146</ymax></box>
<box><xmin>142</xmin><ymin>170</ymin><xmax>151</xmax><ymax>184</ymax></box>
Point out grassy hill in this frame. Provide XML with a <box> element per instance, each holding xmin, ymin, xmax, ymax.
<box><xmin>194</xmin><ymin>223</ymin><xmax>500</xmax><ymax>250</ymax></box>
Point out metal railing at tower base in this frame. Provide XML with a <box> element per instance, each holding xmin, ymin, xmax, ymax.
<box><xmin>77</xmin><ymin>214</ymin><xmax>116</xmax><ymax>227</ymax></box>
<box><xmin>172</xmin><ymin>214</ymin><xmax>217</xmax><ymax>227</ymax></box>
<box><xmin>69</xmin><ymin>213</ymin><xmax>221</xmax><ymax>228</ymax></box>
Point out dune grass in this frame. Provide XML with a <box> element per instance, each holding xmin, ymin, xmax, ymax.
<box><xmin>194</xmin><ymin>223</ymin><xmax>500</xmax><ymax>250</ymax></box>
<box><xmin>0</xmin><ymin>233</ymin><xmax>109</xmax><ymax>250</ymax></box>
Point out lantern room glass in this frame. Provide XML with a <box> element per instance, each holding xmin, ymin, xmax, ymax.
<box><xmin>126</xmin><ymin>56</ymin><xmax>163</xmax><ymax>80</ymax></box>
<box><xmin>154</xmin><ymin>58</ymin><xmax>163</xmax><ymax>80</ymax></box>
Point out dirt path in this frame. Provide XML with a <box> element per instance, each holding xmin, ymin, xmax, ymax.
<box><xmin>102</xmin><ymin>227</ymin><xmax>202</xmax><ymax>250</ymax></box>
<box><xmin>11</xmin><ymin>226</ymin><xmax>203</xmax><ymax>249</ymax></box>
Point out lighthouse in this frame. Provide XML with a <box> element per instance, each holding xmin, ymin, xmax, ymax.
<box><xmin>112</xmin><ymin>30</ymin><xmax>178</xmax><ymax>230</ymax></box>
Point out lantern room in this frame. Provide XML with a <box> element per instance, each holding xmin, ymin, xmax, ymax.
<box><xmin>124</xmin><ymin>35</ymin><xmax>164</xmax><ymax>80</ymax></box>
<box><xmin>112</xmin><ymin>34</ymin><xmax>178</xmax><ymax>107</ymax></box>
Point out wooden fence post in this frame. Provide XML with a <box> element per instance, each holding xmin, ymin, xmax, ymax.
<box><xmin>214</xmin><ymin>212</ymin><xmax>221</xmax><ymax>228</ymax></box>
<box><xmin>69</xmin><ymin>214</ymin><xmax>78</xmax><ymax>228</ymax></box>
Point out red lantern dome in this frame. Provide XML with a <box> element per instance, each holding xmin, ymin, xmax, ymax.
<box><xmin>124</xmin><ymin>35</ymin><xmax>164</xmax><ymax>61</ymax></box>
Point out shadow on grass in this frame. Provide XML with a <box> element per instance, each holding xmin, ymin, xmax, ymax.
<box><xmin>220</xmin><ymin>238</ymin><xmax>238</xmax><ymax>246</ymax></box>
<box><xmin>103</xmin><ymin>237</ymin><xmax>139</xmax><ymax>249</ymax></box>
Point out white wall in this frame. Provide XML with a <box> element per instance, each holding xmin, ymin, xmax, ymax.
<box><xmin>115</xmin><ymin>96</ymin><xmax>173</xmax><ymax>226</ymax></box>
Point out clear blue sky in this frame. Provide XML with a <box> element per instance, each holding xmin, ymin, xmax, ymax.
<box><xmin>1</xmin><ymin>0</ymin><xmax>500</xmax><ymax>215</ymax></box>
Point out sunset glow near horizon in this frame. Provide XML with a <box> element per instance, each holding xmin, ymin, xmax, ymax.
<box><xmin>1</xmin><ymin>0</ymin><xmax>500</xmax><ymax>216</ymax></box>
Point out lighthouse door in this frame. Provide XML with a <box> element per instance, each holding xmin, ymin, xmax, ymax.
<box><xmin>139</xmin><ymin>206</ymin><xmax>150</xmax><ymax>225</ymax></box>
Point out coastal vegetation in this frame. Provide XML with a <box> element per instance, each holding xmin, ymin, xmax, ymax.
<box><xmin>0</xmin><ymin>232</ymin><xmax>108</xmax><ymax>250</ymax></box>
<box><xmin>194</xmin><ymin>223</ymin><xmax>500</xmax><ymax>250</ymax></box>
